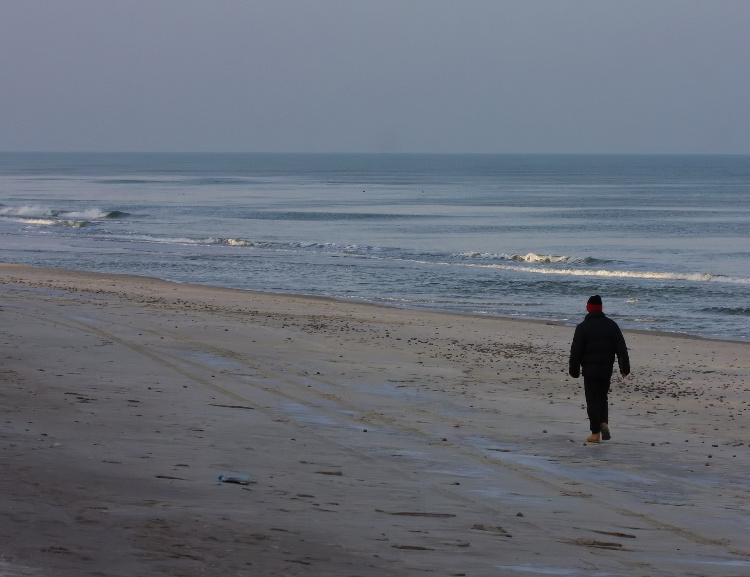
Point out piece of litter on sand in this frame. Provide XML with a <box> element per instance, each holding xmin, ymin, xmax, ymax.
<box><xmin>209</xmin><ymin>403</ymin><xmax>255</xmax><ymax>410</ymax></box>
<box><xmin>218</xmin><ymin>474</ymin><xmax>253</xmax><ymax>485</ymax></box>
<box><xmin>377</xmin><ymin>510</ymin><xmax>456</xmax><ymax>518</ymax></box>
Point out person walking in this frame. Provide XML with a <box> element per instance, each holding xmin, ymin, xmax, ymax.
<box><xmin>569</xmin><ymin>295</ymin><xmax>630</xmax><ymax>443</ymax></box>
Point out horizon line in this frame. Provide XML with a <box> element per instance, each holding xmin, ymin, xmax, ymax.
<box><xmin>2</xmin><ymin>150</ymin><xmax>750</xmax><ymax>157</ymax></box>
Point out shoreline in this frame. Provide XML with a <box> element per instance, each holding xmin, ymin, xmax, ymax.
<box><xmin>1</xmin><ymin>262</ymin><xmax>749</xmax><ymax>576</ymax></box>
<box><xmin>1</xmin><ymin>262</ymin><xmax>744</xmax><ymax>346</ymax></box>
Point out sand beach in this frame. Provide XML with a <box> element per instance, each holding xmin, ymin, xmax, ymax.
<box><xmin>1</xmin><ymin>263</ymin><xmax>748</xmax><ymax>576</ymax></box>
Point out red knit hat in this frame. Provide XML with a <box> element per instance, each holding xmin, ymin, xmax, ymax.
<box><xmin>586</xmin><ymin>295</ymin><xmax>603</xmax><ymax>313</ymax></box>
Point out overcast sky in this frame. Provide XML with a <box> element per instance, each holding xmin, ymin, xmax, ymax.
<box><xmin>1</xmin><ymin>1</ymin><xmax>749</xmax><ymax>154</ymax></box>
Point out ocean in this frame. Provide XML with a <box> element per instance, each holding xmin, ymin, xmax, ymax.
<box><xmin>1</xmin><ymin>152</ymin><xmax>748</xmax><ymax>342</ymax></box>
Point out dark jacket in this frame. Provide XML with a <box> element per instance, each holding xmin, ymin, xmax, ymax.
<box><xmin>569</xmin><ymin>312</ymin><xmax>630</xmax><ymax>379</ymax></box>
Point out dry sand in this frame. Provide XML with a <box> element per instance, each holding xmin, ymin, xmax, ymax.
<box><xmin>1</xmin><ymin>262</ymin><xmax>748</xmax><ymax>577</ymax></box>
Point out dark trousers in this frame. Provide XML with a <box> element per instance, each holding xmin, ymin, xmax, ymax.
<box><xmin>583</xmin><ymin>376</ymin><xmax>611</xmax><ymax>433</ymax></box>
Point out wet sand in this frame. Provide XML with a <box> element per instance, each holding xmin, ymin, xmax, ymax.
<box><xmin>1</xmin><ymin>263</ymin><xmax>749</xmax><ymax>576</ymax></box>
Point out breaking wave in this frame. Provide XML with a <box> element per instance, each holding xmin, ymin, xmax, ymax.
<box><xmin>0</xmin><ymin>205</ymin><xmax>128</xmax><ymax>229</ymax></box>
<box><xmin>17</xmin><ymin>218</ymin><xmax>90</xmax><ymax>228</ymax></box>
<box><xmin>455</xmin><ymin>251</ymin><xmax>608</xmax><ymax>265</ymax></box>
<box><xmin>461</xmin><ymin>261</ymin><xmax>715</xmax><ymax>282</ymax></box>
<box><xmin>0</xmin><ymin>205</ymin><xmax>127</xmax><ymax>219</ymax></box>
<box><xmin>457</xmin><ymin>251</ymin><xmax>570</xmax><ymax>263</ymax></box>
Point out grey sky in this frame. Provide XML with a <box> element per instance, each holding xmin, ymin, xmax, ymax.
<box><xmin>1</xmin><ymin>1</ymin><xmax>749</xmax><ymax>154</ymax></box>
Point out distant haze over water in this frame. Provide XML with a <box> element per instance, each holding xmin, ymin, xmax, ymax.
<box><xmin>1</xmin><ymin>153</ymin><xmax>749</xmax><ymax>342</ymax></box>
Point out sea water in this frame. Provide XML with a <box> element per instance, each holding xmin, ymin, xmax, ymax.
<box><xmin>0</xmin><ymin>153</ymin><xmax>748</xmax><ymax>342</ymax></box>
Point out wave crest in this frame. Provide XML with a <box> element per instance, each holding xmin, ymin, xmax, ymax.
<box><xmin>463</xmin><ymin>261</ymin><xmax>714</xmax><ymax>282</ymax></box>
<box><xmin>0</xmin><ymin>205</ymin><xmax>126</xmax><ymax>219</ymax></box>
<box><xmin>457</xmin><ymin>251</ymin><xmax>570</xmax><ymax>263</ymax></box>
<box><xmin>0</xmin><ymin>205</ymin><xmax>54</xmax><ymax>217</ymax></box>
<box><xmin>510</xmin><ymin>252</ymin><xmax>569</xmax><ymax>263</ymax></box>
<box><xmin>15</xmin><ymin>217</ymin><xmax>89</xmax><ymax>228</ymax></box>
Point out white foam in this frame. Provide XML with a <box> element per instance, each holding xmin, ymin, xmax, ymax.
<box><xmin>0</xmin><ymin>205</ymin><xmax>54</xmax><ymax>217</ymax></box>
<box><xmin>513</xmin><ymin>252</ymin><xmax>569</xmax><ymax>263</ymax></box>
<box><xmin>462</xmin><ymin>262</ymin><xmax>714</xmax><ymax>282</ymax></box>
<box><xmin>17</xmin><ymin>218</ymin><xmax>57</xmax><ymax>226</ymax></box>
<box><xmin>457</xmin><ymin>251</ymin><xmax>569</xmax><ymax>263</ymax></box>
<box><xmin>62</xmin><ymin>208</ymin><xmax>110</xmax><ymax>219</ymax></box>
<box><xmin>0</xmin><ymin>205</ymin><xmax>118</xmax><ymax>220</ymax></box>
<box><xmin>225</xmin><ymin>238</ymin><xmax>252</xmax><ymax>246</ymax></box>
<box><xmin>17</xmin><ymin>217</ymin><xmax>88</xmax><ymax>228</ymax></box>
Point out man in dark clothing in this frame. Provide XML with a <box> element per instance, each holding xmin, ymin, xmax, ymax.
<box><xmin>569</xmin><ymin>295</ymin><xmax>630</xmax><ymax>443</ymax></box>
